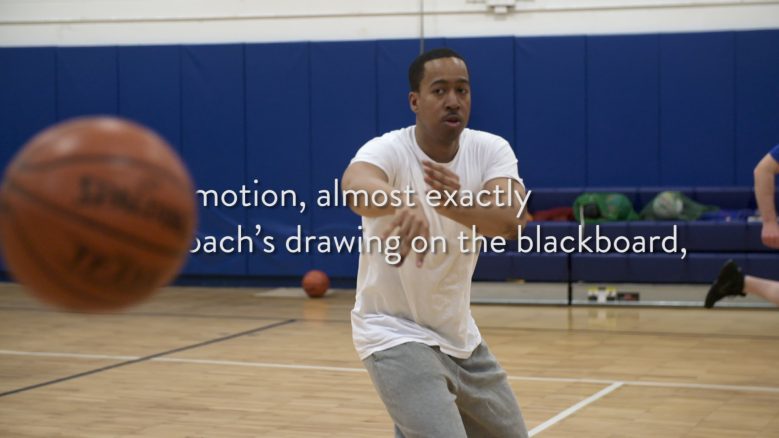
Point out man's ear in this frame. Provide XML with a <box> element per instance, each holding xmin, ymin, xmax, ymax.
<box><xmin>408</xmin><ymin>91</ymin><xmax>419</xmax><ymax>113</ymax></box>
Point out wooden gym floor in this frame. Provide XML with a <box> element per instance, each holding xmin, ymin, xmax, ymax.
<box><xmin>1</xmin><ymin>282</ymin><xmax>779</xmax><ymax>437</ymax></box>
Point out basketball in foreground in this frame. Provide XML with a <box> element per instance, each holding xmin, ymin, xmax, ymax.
<box><xmin>302</xmin><ymin>270</ymin><xmax>330</xmax><ymax>298</ymax></box>
<box><xmin>0</xmin><ymin>117</ymin><xmax>197</xmax><ymax>312</ymax></box>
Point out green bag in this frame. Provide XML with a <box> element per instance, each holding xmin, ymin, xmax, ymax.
<box><xmin>573</xmin><ymin>193</ymin><xmax>640</xmax><ymax>224</ymax></box>
<box><xmin>640</xmin><ymin>191</ymin><xmax>718</xmax><ymax>221</ymax></box>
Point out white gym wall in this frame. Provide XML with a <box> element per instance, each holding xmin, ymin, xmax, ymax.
<box><xmin>0</xmin><ymin>0</ymin><xmax>778</xmax><ymax>46</ymax></box>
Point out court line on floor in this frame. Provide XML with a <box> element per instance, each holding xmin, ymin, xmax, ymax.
<box><xmin>479</xmin><ymin>325</ymin><xmax>779</xmax><ymax>340</ymax></box>
<box><xmin>528</xmin><ymin>382</ymin><xmax>624</xmax><ymax>437</ymax></box>
<box><xmin>0</xmin><ymin>306</ymin><xmax>300</xmax><ymax>322</ymax></box>
<box><xmin>0</xmin><ymin>319</ymin><xmax>295</xmax><ymax>398</ymax></box>
<box><xmin>3</xmin><ymin>349</ymin><xmax>779</xmax><ymax>394</ymax></box>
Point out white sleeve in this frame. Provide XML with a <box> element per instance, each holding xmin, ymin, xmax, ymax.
<box><xmin>350</xmin><ymin>136</ymin><xmax>397</xmax><ymax>183</ymax></box>
<box><xmin>483</xmin><ymin>139</ymin><xmax>524</xmax><ymax>189</ymax></box>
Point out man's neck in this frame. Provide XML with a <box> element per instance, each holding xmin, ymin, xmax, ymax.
<box><xmin>415</xmin><ymin>125</ymin><xmax>460</xmax><ymax>163</ymax></box>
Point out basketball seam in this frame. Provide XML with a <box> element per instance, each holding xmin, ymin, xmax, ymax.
<box><xmin>4</xmin><ymin>204</ymin><xmax>131</xmax><ymax>307</ymax></box>
<box><xmin>5</xmin><ymin>180</ymin><xmax>187</xmax><ymax>258</ymax></box>
<box><xmin>16</xmin><ymin>154</ymin><xmax>191</xmax><ymax>194</ymax></box>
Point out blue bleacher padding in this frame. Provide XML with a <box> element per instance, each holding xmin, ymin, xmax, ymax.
<box><xmin>693</xmin><ymin>187</ymin><xmax>754</xmax><ymax>210</ymax></box>
<box><xmin>473</xmin><ymin>252</ymin><xmax>513</xmax><ymax>281</ymax></box>
<box><xmin>628</xmin><ymin>254</ymin><xmax>688</xmax><ymax>283</ymax></box>
<box><xmin>735</xmin><ymin>30</ymin><xmax>779</xmax><ymax>185</ymax></box>
<box><xmin>746</xmin><ymin>253</ymin><xmax>779</xmax><ymax>281</ymax></box>
<box><xmin>586</xmin><ymin>34</ymin><xmax>659</xmax><ymax>186</ymax></box>
<box><xmin>746</xmin><ymin>222</ymin><xmax>778</xmax><ymax>253</ymax></box>
<box><xmin>511</xmin><ymin>252</ymin><xmax>568</xmax><ymax>282</ymax></box>
<box><xmin>527</xmin><ymin>188</ymin><xmax>581</xmax><ymax>212</ymax></box>
<box><xmin>571</xmin><ymin>254</ymin><xmax>630</xmax><ymax>282</ymax></box>
<box><xmin>180</xmin><ymin>44</ymin><xmax>247</xmax><ymax>275</ymax></box>
<box><xmin>628</xmin><ymin>221</ymin><xmax>687</xmax><ymax>252</ymax></box>
<box><xmin>118</xmin><ymin>45</ymin><xmax>182</xmax><ymax>152</ymax></box>
<box><xmin>581</xmin><ymin>222</ymin><xmax>630</xmax><ymax>249</ymax></box>
<box><xmin>659</xmin><ymin>32</ymin><xmax>735</xmax><ymax>186</ymax></box>
<box><xmin>515</xmin><ymin>222</ymin><xmax>562</xmax><ymax>255</ymax></box>
<box><xmin>515</xmin><ymin>36</ymin><xmax>587</xmax><ymax>188</ymax></box>
<box><xmin>517</xmin><ymin>222</ymin><xmax>577</xmax><ymax>252</ymax></box>
<box><xmin>538</xmin><ymin>222</ymin><xmax>578</xmax><ymax>241</ymax></box>
<box><xmin>687</xmin><ymin>253</ymin><xmax>747</xmax><ymax>283</ymax></box>
<box><xmin>57</xmin><ymin>46</ymin><xmax>118</xmax><ymax>119</ymax></box>
<box><xmin>245</xmin><ymin>42</ymin><xmax>313</xmax><ymax>276</ymax></box>
<box><xmin>685</xmin><ymin>221</ymin><xmax>746</xmax><ymax>251</ymax></box>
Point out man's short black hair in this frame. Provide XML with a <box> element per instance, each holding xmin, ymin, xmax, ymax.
<box><xmin>408</xmin><ymin>48</ymin><xmax>466</xmax><ymax>92</ymax></box>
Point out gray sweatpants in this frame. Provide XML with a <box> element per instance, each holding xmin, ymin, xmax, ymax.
<box><xmin>363</xmin><ymin>342</ymin><xmax>529</xmax><ymax>438</ymax></box>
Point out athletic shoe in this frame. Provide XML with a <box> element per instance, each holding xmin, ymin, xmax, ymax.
<box><xmin>704</xmin><ymin>260</ymin><xmax>745</xmax><ymax>308</ymax></box>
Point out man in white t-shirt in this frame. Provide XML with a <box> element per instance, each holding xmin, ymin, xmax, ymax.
<box><xmin>341</xmin><ymin>48</ymin><xmax>529</xmax><ymax>437</ymax></box>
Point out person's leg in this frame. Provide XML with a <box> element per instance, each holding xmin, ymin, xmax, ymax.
<box><xmin>452</xmin><ymin>343</ymin><xmax>529</xmax><ymax>438</ymax></box>
<box><xmin>705</xmin><ymin>260</ymin><xmax>779</xmax><ymax>307</ymax></box>
<box><xmin>744</xmin><ymin>275</ymin><xmax>779</xmax><ymax>305</ymax></box>
<box><xmin>363</xmin><ymin>342</ymin><xmax>468</xmax><ymax>438</ymax></box>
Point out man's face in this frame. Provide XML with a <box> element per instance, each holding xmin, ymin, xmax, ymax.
<box><xmin>410</xmin><ymin>57</ymin><xmax>471</xmax><ymax>141</ymax></box>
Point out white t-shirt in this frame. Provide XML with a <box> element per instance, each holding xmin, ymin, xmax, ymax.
<box><xmin>349</xmin><ymin>125</ymin><xmax>523</xmax><ymax>360</ymax></box>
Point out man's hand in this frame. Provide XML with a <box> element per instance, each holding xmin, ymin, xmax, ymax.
<box><xmin>422</xmin><ymin>160</ymin><xmax>460</xmax><ymax>214</ymax></box>
<box><xmin>762</xmin><ymin>221</ymin><xmax>779</xmax><ymax>249</ymax></box>
<box><xmin>380</xmin><ymin>205</ymin><xmax>430</xmax><ymax>268</ymax></box>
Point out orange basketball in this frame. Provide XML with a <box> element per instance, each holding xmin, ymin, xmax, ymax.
<box><xmin>302</xmin><ymin>270</ymin><xmax>330</xmax><ymax>298</ymax></box>
<box><xmin>0</xmin><ymin>116</ymin><xmax>197</xmax><ymax>312</ymax></box>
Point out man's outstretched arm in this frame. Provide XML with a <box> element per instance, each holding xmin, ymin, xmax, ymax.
<box><xmin>342</xmin><ymin>162</ymin><xmax>430</xmax><ymax>267</ymax></box>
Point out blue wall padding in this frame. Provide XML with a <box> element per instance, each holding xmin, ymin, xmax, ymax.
<box><xmin>180</xmin><ymin>44</ymin><xmax>247</xmax><ymax>275</ymax></box>
<box><xmin>515</xmin><ymin>36</ymin><xmax>587</xmax><ymax>187</ymax></box>
<box><xmin>1</xmin><ymin>29</ymin><xmax>778</xmax><ymax>282</ymax></box>
<box><xmin>377</xmin><ymin>39</ymin><xmax>420</xmax><ymax>134</ymax></box>
<box><xmin>118</xmin><ymin>45</ymin><xmax>182</xmax><ymax>152</ymax></box>
<box><xmin>245</xmin><ymin>42</ymin><xmax>314</xmax><ymax>276</ymax></box>
<box><xmin>0</xmin><ymin>48</ymin><xmax>58</xmax><ymax>273</ymax></box>
<box><xmin>659</xmin><ymin>32</ymin><xmax>735</xmax><ymax>186</ymax></box>
<box><xmin>0</xmin><ymin>48</ymin><xmax>57</xmax><ymax>168</ymax></box>
<box><xmin>587</xmin><ymin>34</ymin><xmax>660</xmax><ymax>186</ymax></box>
<box><xmin>735</xmin><ymin>30</ymin><xmax>779</xmax><ymax>185</ymax></box>
<box><xmin>376</xmin><ymin>38</ymin><xmax>446</xmax><ymax>134</ymax></box>
<box><xmin>446</xmin><ymin>37</ymin><xmax>515</xmax><ymax>148</ymax></box>
<box><xmin>57</xmin><ymin>47</ymin><xmax>118</xmax><ymax>119</ymax></box>
<box><xmin>309</xmin><ymin>41</ymin><xmax>376</xmax><ymax>276</ymax></box>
